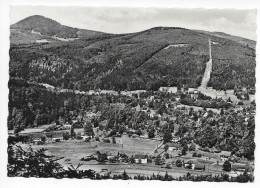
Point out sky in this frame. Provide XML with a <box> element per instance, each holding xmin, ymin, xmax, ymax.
<box><xmin>10</xmin><ymin>6</ymin><xmax>257</xmax><ymax>40</ymax></box>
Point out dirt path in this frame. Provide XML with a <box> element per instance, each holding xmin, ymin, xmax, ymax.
<box><xmin>198</xmin><ymin>39</ymin><xmax>212</xmax><ymax>89</ymax></box>
<box><xmin>197</xmin><ymin>39</ymin><xmax>239</xmax><ymax>102</ymax></box>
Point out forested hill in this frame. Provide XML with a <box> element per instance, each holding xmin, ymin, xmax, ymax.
<box><xmin>10</xmin><ymin>15</ymin><xmax>256</xmax><ymax>91</ymax></box>
<box><xmin>10</xmin><ymin>15</ymin><xmax>108</xmax><ymax>41</ymax></box>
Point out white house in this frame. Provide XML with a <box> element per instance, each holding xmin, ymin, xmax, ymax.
<box><xmin>168</xmin><ymin>143</ymin><xmax>181</xmax><ymax>151</ymax></box>
<box><xmin>172</xmin><ymin>136</ymin><xmax>180</xmax><ymax>143</ymax></box>
<box><xmin>33</xmin><ymin>138</ymin><xmax>42</xmax><ymax>144</ymax></box>
<box><xmin>189</xmin><ymin>89</ymin><xmax>200</xmax><ymax>99</ymax></box>
<box><xmin>81</xmin><ymin>135</ymin><xmax>91</xmax><ymax>141</ymax></box>
<box><xmin>134</xmin><ymin>154</ymin><xmax>148</xmax><ymax>164</ymax></box>
<box><xmin>63</xmin><ymin>123</ymin><xmax>72</xmax><ymax>129</ymax></box>
<box><xmin>159</xmin><ymin>87</ymin><xmax>178</xmax><ymax>93</ymax></box>
<box><xmin>183</xmin><ymin>160</ymin><xmax>194</xmax><ymax>168</ymax></box>
<box><xmin>52</xmin><ymin>137</ymin><xmax>63</xmax><ymax>142</ymax></box>
<box><xmin>219</xmin><ymin>151</ymin><xmax>232</xmax><ymax>161</ymax></box>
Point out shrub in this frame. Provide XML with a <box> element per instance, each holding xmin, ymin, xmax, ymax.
<box><xmin>176</xmin><ymin>160</ymin><xmax>183</xmax><ymax>167</ymax></box>
<box><xmin>222</xmin><ymin>160</ymin><xmax>231</xmax><ymax>172</ymax></box>
<box><xmin>63</xmin><ymin>132</ymin><xmax>70</xmax><ymax>140</ymax></box>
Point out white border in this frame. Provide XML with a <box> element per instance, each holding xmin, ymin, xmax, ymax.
<box><xmin>8</xmin><ymin>0</ymin><xmax>260</xmax><ymax>9</ymax></box>
<box><xmin>1</xmin><ymin>1</ymin><xmax>259</xmax><ymax>188</ymax></box>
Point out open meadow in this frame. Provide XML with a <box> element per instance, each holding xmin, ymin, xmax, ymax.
<box><xmin>24</xmin><ymin>134</ymin><xmax>224</xmax><ymax>178</ymax></box>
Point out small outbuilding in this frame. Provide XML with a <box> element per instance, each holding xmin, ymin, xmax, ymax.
<box><xmin>193</xmin><ymin>162</ymin><xmax>205</xmax><ymax>171</ymax></box>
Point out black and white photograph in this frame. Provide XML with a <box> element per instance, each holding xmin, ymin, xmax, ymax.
<box><xmin>0</xmin><ymin>0</ymin><xmax>259</xmax><ymax>186</ymax></box>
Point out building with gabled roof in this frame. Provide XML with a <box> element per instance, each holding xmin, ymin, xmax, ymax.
<box><xmin>167</xmin><ymin>143</ymin><xmax>181</xmax><ymax>151</ymax></box>
<box><xmin>219</xmin><ymin>151</ymin><xmax>232</xmax><ymax>161</ymax></box>
<box><xmin>134</xmin><ymin>154</ymin><xmax>148</xmax><ymax>164</ymax></box>
<box><xmin>193</xmin><ymin>162</ymin><xmax>205</xmax><ymax>171</ymax></box>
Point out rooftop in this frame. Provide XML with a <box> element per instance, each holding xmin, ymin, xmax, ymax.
<box><xmin>220</xmin><ymin>151</ymin><xmax>232</xmax><ymax>157</ymax></box>
<box><xmin>167</xmin><ymin>143</ymin><xmax>181</xmax><ymax>148</ymax></box>
<box><xmin>134</xmin><ymin>154</ymin><xmax>148</xmax><ymax>159</ymax></box>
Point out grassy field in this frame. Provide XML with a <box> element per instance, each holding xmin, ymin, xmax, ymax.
<box><xmin>31</xmin><ymin>134</ymin><xmax>159</xmax><ymax>158</ymax></box>
<box><xmin>24</xmin><ymin>134</ymin><xmax>224</xmax><ymax>178</ymax></box>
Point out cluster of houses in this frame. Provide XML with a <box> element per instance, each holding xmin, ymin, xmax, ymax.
<box><xmin>159</xmin><ymin>86</ymin><xmax>201</xmax><ymax>100</ymax></box>
<box><xmin>79</xmin><ymin>148</ymin><xmax>252</xmax><ymax>176</ymax></box>
<box><xmin>11</xmin><ymin>122</ymin><xmax>83</xmax><ymax>144</ymax></box>
<box><xmin>234</xmin><ymin>87</ymin><xmax>255</xmax><ymax>101</ymax></box>
<box><xmin>80</xmin><ymin>148</ymin><xmax>252</xmax><ymax>176</ymax></box>
<box><xmin>81</xmin><ymin>151</ymin><xmax>148</xmax><ymax>164</ymax></box>
<box><xmin>182</xmin><ymin>159</ymin><xmax>252</xmax><ymax>174</ymax></box>
<box><xmin>158</xmin><ymin>85</ymin><xmax>255</xmax><ymax>104</ymax></box>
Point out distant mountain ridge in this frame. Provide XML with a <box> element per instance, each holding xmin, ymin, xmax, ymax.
<box><xmin>10</xmin><ymin>15</ymin><xmax>107</xmax><ymax>42</ymax></box>
<box><xmin>195</xmin><ymin>30</ymin><xmax>256</xmax><ymax>49</ymax></box>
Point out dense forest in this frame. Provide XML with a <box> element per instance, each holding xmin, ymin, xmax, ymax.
<box><xmin>208</xmin><ymin>42</ymin><xmax>255</xmax><ymax>90</ymax></box>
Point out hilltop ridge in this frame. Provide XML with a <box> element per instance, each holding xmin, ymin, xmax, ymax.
<box><xmin>11</xmin><ymin>15</ymin><xmax>106</xmax><ymax>41</ymax></box>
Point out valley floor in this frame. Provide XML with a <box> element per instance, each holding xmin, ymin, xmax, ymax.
<box><xmin>20</xmin><ymin>136</ymin><xmax>232</xmax><ymax>178</ymax></box>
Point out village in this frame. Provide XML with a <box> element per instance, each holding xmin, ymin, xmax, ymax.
<box><xmin>9</xmin><ymin>83</ymin><xmax>255</xmax><ymax>179</ymax></box>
